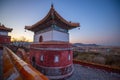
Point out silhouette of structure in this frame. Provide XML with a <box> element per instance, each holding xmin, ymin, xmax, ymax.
<box><xmin>0</xmin><ymin>23</ymin><xmax>12</xmax><ymax>80</ymax></box>
<box><xmin>0</xmin><ymin>23</ymin><xmax>12</xmax><ymax>48</ymax></box>
<box><xmin>25</xmin><ymin>4</ymin><xmax>79</xmax><ymax>79</ymax></box>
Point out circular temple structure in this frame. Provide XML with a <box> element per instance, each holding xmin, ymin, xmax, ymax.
<box><xmin>25</xmin><ymin>5</ymin><xmax>79</xmax><ymax>79</ymax></box>
<box><xmin>29</xmin><ymin>41</ymin><xmax>74</xmax><ymax>79</ymax></box>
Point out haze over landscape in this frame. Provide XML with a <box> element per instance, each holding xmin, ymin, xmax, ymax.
<box><xmin>0</xmin><ymin>0</ymin><xmax>120</xmax><ymax>46</ymax></box>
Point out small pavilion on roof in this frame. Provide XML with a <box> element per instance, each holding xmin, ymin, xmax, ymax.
<box><xmin>0</xmin><ymin>23</ymin><xmax>12</xmax><ymax>46</ymax></box>
<box><xmin>0</xmin><ymin>24</ymin><xmax>12</xmax><ymax>33</ymax></box>
<box><xmin>25</xmin><ymin>4</ymin><xmax>80</xmax><ymax>79</ymax></box>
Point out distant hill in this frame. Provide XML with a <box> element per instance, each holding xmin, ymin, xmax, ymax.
<box><xmin>73</xmin><ymin>43</ymin><xmax>99</xmax><ymax>47</ymax></box>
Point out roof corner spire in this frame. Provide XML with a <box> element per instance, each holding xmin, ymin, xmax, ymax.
<box><xmin>51</xmin><ymin>3</ymin><xmax>54</xmax><ymax>8</ymax></box>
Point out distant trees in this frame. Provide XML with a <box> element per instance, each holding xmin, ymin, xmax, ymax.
<box><xmin>11</xmin><ymin>36</ymin><xmax>29</xmax><ymax>42</ymax></box>
<box><xmin>73</xmin><ymin>51</ymin><xmax>120</xmax><ymax>68</ymax></box>
<box><xmin>11</xmin><ymin>36</ymin><xmax>30</xmax><ymax>47</ymax></box>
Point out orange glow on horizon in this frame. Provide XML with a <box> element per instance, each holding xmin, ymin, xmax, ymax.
<box><xmin>9</xmin><ymin>33</ymin><xmax>33</xmax><ymax>42</ymax></box>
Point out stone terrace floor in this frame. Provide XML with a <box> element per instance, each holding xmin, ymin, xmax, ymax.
<box><xmin>66</xmin><ymin>64</ymin><xmax>120</xmax><ymax>80</ymax></box>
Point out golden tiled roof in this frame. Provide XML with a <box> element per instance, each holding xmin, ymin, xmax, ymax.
<box><xmin>25</xmin><ymin>5</ymin><xmax>80</xmax><ymax>32</ymax></box>
<box><xmin>0</xmin><ymin>24</ymin><xmax>12</xmax><ymax>32</ymax></box>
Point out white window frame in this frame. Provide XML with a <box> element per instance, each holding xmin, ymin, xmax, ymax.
<box><xmin>68</xmin><ymin>54</ymin><xmax>71</xmax><ymax>60</ymax></box>
<box><xmin>40</xmin><ymin>55</ymin><xmax>44</xmax><ymax>61</ymax></box>
<box><xmin>54</xmin><ymin>55</ymin><xmax>59</xmax><ymax>63</ymax></box>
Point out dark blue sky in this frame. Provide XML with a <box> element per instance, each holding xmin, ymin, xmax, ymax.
<box><xmin>0</xmin><ymin>0</ymin><xmax>120</xmax><ymax>46</ymax></box>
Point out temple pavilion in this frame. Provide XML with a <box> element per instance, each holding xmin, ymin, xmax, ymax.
<box><xmin>0</xmin><ymin>23</ymin><xmax>12</xmax><ymax>48</ymax></box>
<box><xmin>25</xmin><ymin>4</ymin><xmax>80</xmax><ymax>79</ymax></box>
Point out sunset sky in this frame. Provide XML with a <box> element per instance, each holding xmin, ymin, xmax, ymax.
<box><xmin>0</xmin><ymin>0</ymin><xmax>120</xmax><ymax>46</ymax></box>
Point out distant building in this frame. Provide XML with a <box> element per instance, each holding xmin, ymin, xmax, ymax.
<box><xmin>0</xmin><ymin>23</ymin><xmax>12</xmax><ymax>48</ymax></box>
<box><xmin>25</xmin><ymin>4</ymin><xmax>80</xmax><ymax>79</ymax></box>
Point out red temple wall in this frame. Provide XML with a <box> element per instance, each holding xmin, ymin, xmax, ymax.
<box><xmin>30</xmin><ymin>49</ymin><xmax>73</xmax><ymax>67</ymax></box>
<box><xmin>0</xmin><ymin>35</ymin><xmax>11</xmax><ymax>44</ymax></box>
<box><xmin>29</xmin><ymin>42</ymin><xmax>74</xmax><ymax>79</ymax></box>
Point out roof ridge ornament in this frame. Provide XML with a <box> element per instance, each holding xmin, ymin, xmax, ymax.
<box><xmin>50</xmin><ymin>3</ymin><xmax>55</xmax><ymax>24</ymax></box>
<box><xmin>51</xmin><ymin>3</ymin><xmax>54</xmax><ymax>8</ymax></box>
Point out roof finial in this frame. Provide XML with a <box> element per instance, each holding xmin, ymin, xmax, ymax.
<box><xmin>51</xmin><ymin>3</ymin><xmax>54</xmax><ymax>8</ymax></box>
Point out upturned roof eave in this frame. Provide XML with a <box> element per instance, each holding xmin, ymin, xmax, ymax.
<box><xmin>54</xmin><ymin>10</ymin><xmax>80</xmax><ymax>28</ymax></box>
<box><xmin>25</xmin><ymin>7</ymin><xmax>53</xmax><ymax>30</ymax></box>
<box><xmin>0</xmin><ymin>25</ymin><xmax>13</xmax><ymax>32</ymax></box>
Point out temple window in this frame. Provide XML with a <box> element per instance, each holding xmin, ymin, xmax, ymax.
<box><xmin>40</xmin><ymin>55</ymin><xmax>44</xmax><ymax>61</ymax></box>
<box><xmin>68</xmin><ymin>54</ymin><xmax>71</xmax><ymax>60</ymax></box>
<box><xmin>39</xmin><ymin>35</ymin><xmax>43</xmax><ymax>42</ymax></box>
<box><xmin>54</xmin><ymin>55</ymin><xmax>59</xmax><ymax>63</ymax></box>
<box><xmin>32</xmin><ymin>56</ymin><xmax>36</xmax><ymax>67</ymax></box>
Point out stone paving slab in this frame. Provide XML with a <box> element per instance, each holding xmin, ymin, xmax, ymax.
<box><xmin>66</xmin><ymin>64</ymin><xmax>120</xmax><ymax>80</ymax></box>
